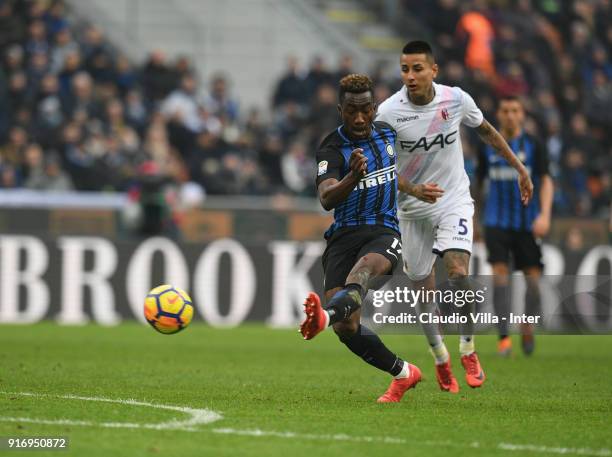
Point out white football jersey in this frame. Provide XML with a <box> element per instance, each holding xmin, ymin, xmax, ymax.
<box><xmin>376</xmin><ymin>82</ymin><xmax>484</xmax><ymax>220</ymax></box>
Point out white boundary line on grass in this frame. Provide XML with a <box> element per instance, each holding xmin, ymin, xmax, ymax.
<box><xmin>0</xmin><ymin>391</ymin><xmax>222</xmax><ymax>431</ymax></box>
<box><xmin>0</xmin><ymin>392</ymin><xmax>610</xmax><ymax>456</ymax></box>
<box><xmin>211</xmin><ymin>428</ymin><xmax>611</xmax><ymax>456</ymax></box>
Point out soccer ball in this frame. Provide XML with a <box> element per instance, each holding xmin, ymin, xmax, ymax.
<box><xmin>144</xmin><ymin>285</ymin><xmax>194</xmax><ymax>334</ymax></box>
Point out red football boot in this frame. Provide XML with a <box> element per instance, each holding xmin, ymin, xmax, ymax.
<box><xmin>299</xmin><ymin>292</ymin><xmax>328</xmax><ymax>340</ymax></box>
<box><xmin>377</xmin><ymin>364</ymin><xmax>422</xmax><ymax>403</ymax></box>
<box><xmin>435</xmin><ymin>360</ymin><xmax>459</xmax><ymax>393</ymax></box>
<box><xmin>461</xmin><ymin>352</ymin><xmax>486</xmax><ymax>388</ymax></box>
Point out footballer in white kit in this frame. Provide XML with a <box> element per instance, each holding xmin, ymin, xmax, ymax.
<box><xmin>377</xmin><ymin>80</ymin><xmax>482</xmax><ymax>279</ymax></box>
<box><xmin>376</xmin><ymin>41</ymin><xmax>534</xmax><ymax>393</ymax></box>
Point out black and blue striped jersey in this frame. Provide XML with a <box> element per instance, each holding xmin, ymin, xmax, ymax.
<box><xmin>477</xmin><ymin>131</ymin><xmax>549</xmax><ymax>231</ymax></box>
<box><xmin>316</xmin><ymin>121</ymin><xmax>399</xmax><ymax>239</ymax></box>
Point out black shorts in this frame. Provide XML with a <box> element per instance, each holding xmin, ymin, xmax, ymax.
<box><xmin>484</xmin><ymin>227</ymin><xmax>544</xmax><ymax>270</ymax></box>
<box><xmin>321</xmin><ymin>225</ymin><xmax>401</xmax><ymax>292</ymax></box>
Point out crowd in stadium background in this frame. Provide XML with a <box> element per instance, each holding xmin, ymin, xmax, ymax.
<box><xmin>0</xmin><ymin>0</ymin><xmax>610</xmax><ymax>220</ymax></box>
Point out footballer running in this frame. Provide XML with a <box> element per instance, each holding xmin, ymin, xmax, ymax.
<box><xmin>299</xmin><ymin>74</ymin><xmax>421</xmax><ymax>403</ymax></box>
<box><xmin>476</xmin><ymin>96</ymin><xmax>553</xmax><ymax>356</ymax></box>
<box><xmin>375</xmin><ymin>41</ymin><xmax>534</xmax><ymax>393</ymax></box>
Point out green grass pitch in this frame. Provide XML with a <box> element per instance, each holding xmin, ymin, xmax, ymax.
<box><xmin>0</xmin><ymin>323</ymin><xmax>611</xmax><ymax>457</ymax></box>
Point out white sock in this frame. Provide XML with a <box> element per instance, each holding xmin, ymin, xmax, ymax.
<box><xmin>394</xmin><ymin>361</ymin><xmax>411</xmax><ymax>379</ymax></box>
<box><xmin>430</xmin><ymin>342</ymin><xmax>450</xmax><ymax>365</ymax></box>
<box><xmin>459</xmin><ymin>336</ymin><xmax>475</xmax><ymax>356</ymax></box>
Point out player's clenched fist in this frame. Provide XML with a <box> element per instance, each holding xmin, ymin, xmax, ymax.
<box><xmin>349</xmin><ymin>148</ymin><xmax>367</xmax><ymax>179</ymax></box>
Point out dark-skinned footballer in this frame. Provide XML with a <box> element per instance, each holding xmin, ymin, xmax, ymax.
<box><xmin>299</xmin><ymin>74</ymin><xmax>421</xmax><ymax>403</ymax></box>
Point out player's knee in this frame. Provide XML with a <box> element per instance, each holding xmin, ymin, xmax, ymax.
<box><xmin>492</xmin><ymin>263</ymin><xmax>510</xmax><ymax>281</ymax></box>
<box><xmin>333</xmin><ymin>319</ymin><xmax>359</xmax><ymax>339</ymax></box>
<box><xmin>353</xmin><ymin>255</ymin><xmax>380</xmax><ymax>275</ymax></box>
<box><xmin>447</xmin><ymin>265</ymin><xmax>468</xmax><ymax>280</ymax></box>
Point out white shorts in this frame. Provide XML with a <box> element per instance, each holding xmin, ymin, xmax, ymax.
<box><xmin>399</xmin><ymin>200</ymin><xmax>474</xmax><ymax>281</ymax></box>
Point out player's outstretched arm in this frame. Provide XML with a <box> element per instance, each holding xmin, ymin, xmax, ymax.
<box><xmin>398</xmin><ymin>175</ymin><xmax>444</xmax><ymax>204</ymax></box>
<box><xmin>318</xmin><ymin>148</ymin><xmax>367</xmax><ymax>210</ymax></box>
<box><xmin>475</xmin><ymin>119</ymin><xmax>534</xmax><ymax>205</ymax></box>
<box><xmin>532</xmin><ymin>175</ymin><xmax>553</xmax><ymax>237</ymax></box>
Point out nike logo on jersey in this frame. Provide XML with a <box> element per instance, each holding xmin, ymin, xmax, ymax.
<box><xmin>399</xmin><ymin>130</ymin><xmax>458</xmax><ymax>153</ymax></box>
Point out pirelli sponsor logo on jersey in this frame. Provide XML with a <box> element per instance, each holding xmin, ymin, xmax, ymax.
<box><xmin>488</xmin><ymin>166</ymin><xmax>532</xmax><ymax>181</ymax></box>
<box><xmin>399</xmin><ymin>130</ymin><xmax>458</xmax><ymax>153</ymax></box>
<box><xmin>356</xmin><ymin>165</ymin><xmax>396</xmax><ymax>190</ymax></box>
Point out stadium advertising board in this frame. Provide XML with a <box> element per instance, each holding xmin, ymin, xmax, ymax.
<box><xmin>0</xmin><ymin>235</ymin><xmax>610</xmax><ymax>332</ymax></box>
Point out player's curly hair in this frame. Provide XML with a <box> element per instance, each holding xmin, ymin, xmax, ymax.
<box><xmin>338</xmin><ymin>74</ymin><xmax>373</xmax><ymax>103</ymax></box>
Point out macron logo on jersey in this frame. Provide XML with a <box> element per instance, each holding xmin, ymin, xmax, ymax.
<box><xmin>356</xmin><ymin>165</ymin><xmax>396</xmax><ymax>190</ymax></box>
<box><xmin>399</xmin><ymin>130</ymin><xmax>458</xmax><ymax>153</ymax></box>
<box><xmin>396</xmin><ymin>115</ymin><xmax>419</xmax><ymax>123</ymax></box>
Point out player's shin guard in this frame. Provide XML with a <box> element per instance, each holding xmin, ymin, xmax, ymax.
<box><xmin>493</xmin><ymin>284</ymin><xmax>510</xmax><ymax>338</ymax></box>
<box><xmin>449</xmin><ymin>275</ymin><xmax>475</xmax><ymax>355</ymax></box>
<box><xmin>339</xmin><ymin>325</ymin><xmax>405</xmax><ymax>376</ymax></box>
<box><xmin>325</xmin><ymin>283</ymin><xmax>364</xmax><ymax>326</ymax></box>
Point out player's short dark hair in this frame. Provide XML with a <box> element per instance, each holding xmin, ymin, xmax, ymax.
<box><xmin>498</xmin><ymin>95</ymin><xmax>523</xmax><ymax>104</ymax></box>
<box><xmin>497</xmin><ymin>95</ymin><xmax>522</xmax><ymax>103</ymax></box>
<box><xmin>402</xmin><ymin>40</ymin><xmax>435</xmax><ymax>62</ymax></box>
<box><xmin>338</xmin><ymin>74</ymin><xmax>374</xmax><ymax>103</ymax></box>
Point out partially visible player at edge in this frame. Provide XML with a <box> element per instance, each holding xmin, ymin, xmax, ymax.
<box><xmin>299</xmin><ymin>74</ymin><xmax>421</xmax><ymax>403</ymax></box>
<box><xmin>476</xmin><ymin>96</ymin><xmax>553</xmax><ymax>357</ymax></box>
<box><xmin>376</xmin><ymin>41</ymin><xmax>534</xmax><ymax>393</ymax></box>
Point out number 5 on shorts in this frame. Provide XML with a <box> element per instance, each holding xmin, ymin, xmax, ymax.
<box><xmin>458</xmin><ymin>218</ymin><xmax>469</xmax><ymax>235</ymax></box>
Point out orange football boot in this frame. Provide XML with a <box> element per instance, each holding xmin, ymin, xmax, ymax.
<box><xmin>497</xmin><ymin>336</ymin><xmax>513</xmax><ymax>357</ymax></box>
<box><xmin>461</xmin><ymin>352</ymin><xmax>486</xmax><ymax>388</ymax></box>
<box><xmin>377</xmin><ymin>364</ymin><xmax>422</xmax><ymax>403</ymax></box>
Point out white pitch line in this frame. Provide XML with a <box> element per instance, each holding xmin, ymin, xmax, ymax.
<box><xmin>498</xmin><ymin>443</ymin><xmax>612</xmax><ymax>457</ymax></box>
<box><xmin>1</xmin><ymin>392</ymin><xmax>610</xmax><ymax>457</ymax></box>
<box><xmin>0</xmin><ymin>391</ymin><xmax>222</xmax><ymax>431</ymax></box>
<box><xmin>212</xmin><ymin>427</ymin><xmax>407</xmax><ymax>444</ymax></box>
<box><xmin>210</xmin><ymin>428</ymin><xmax>611</xmax><ymax>456</ymax></box>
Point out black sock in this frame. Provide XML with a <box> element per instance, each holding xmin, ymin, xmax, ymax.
<box><xmin>325</xmin><ymin>283</ymin><xmax>364</xmax><ymax>326</ymax></box>
<box><xmin>525</xmin><ymin>283</ymin><xmax>541</xmax><ymax>317</ymax></box>
<box><xmin>339</xmin><ymin>325</ymin><xmax>405</xmax><ymax>376</ymax></box>
<box><xmin>494</xmin><ymin>284</ymin><xmax>510</xmax><ymax>338</ymax></box>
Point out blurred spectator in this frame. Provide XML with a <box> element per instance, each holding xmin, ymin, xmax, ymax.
<box><xmin>334</xmin><ymin>54</ymin><xmax>355</xmax><ymax>81</ymax></box>
<box><xmin>0</xmin><ymin>125</ymin><xmax>28</xmax><ymax>166</ymax></box>
<box><xmin>305</xmin><ymin>56</ymin><xmax>334</xmax><ymax>99</ymax></box>
<box><xmin>161</xmin><ymin>73</ymin><xmax>202</xmax><ymax>133</ymax></box>
<box><xmin>203</xmin><ymin>74</ymin><xmax>239</xmax><ymax>123</ymax></box>
<box><xmin>273</xmin><ymin>56</ymin><xmax>307</xmax><ymax>107</ymax></box>
<box><xmin>141</xmin><ymin>50</ymin><xmax>176</xmax><ymax>102</ymax></box>
<box><xmin>281</xmin><ymin>140</ymin><xmax>315</xmax><ymax>196</ymax></box>
<box><xmin>456</xmin><ymin>7</ymin><xmax>496</xmax><ymax>78</ymax></box>
<box><xmin>0</xmin><ymin>0</ymin><xmax>608</xmax><ymax>221</ymax></box>
<box><xmin>0</xmin><ymin>2</ymin><xmax>25</xmax><ymax>48</ymax></box>
<box><xmin>50</xmin><ymin>26</ymin><xmax>79</xmax><ymax>74</ymax></box>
